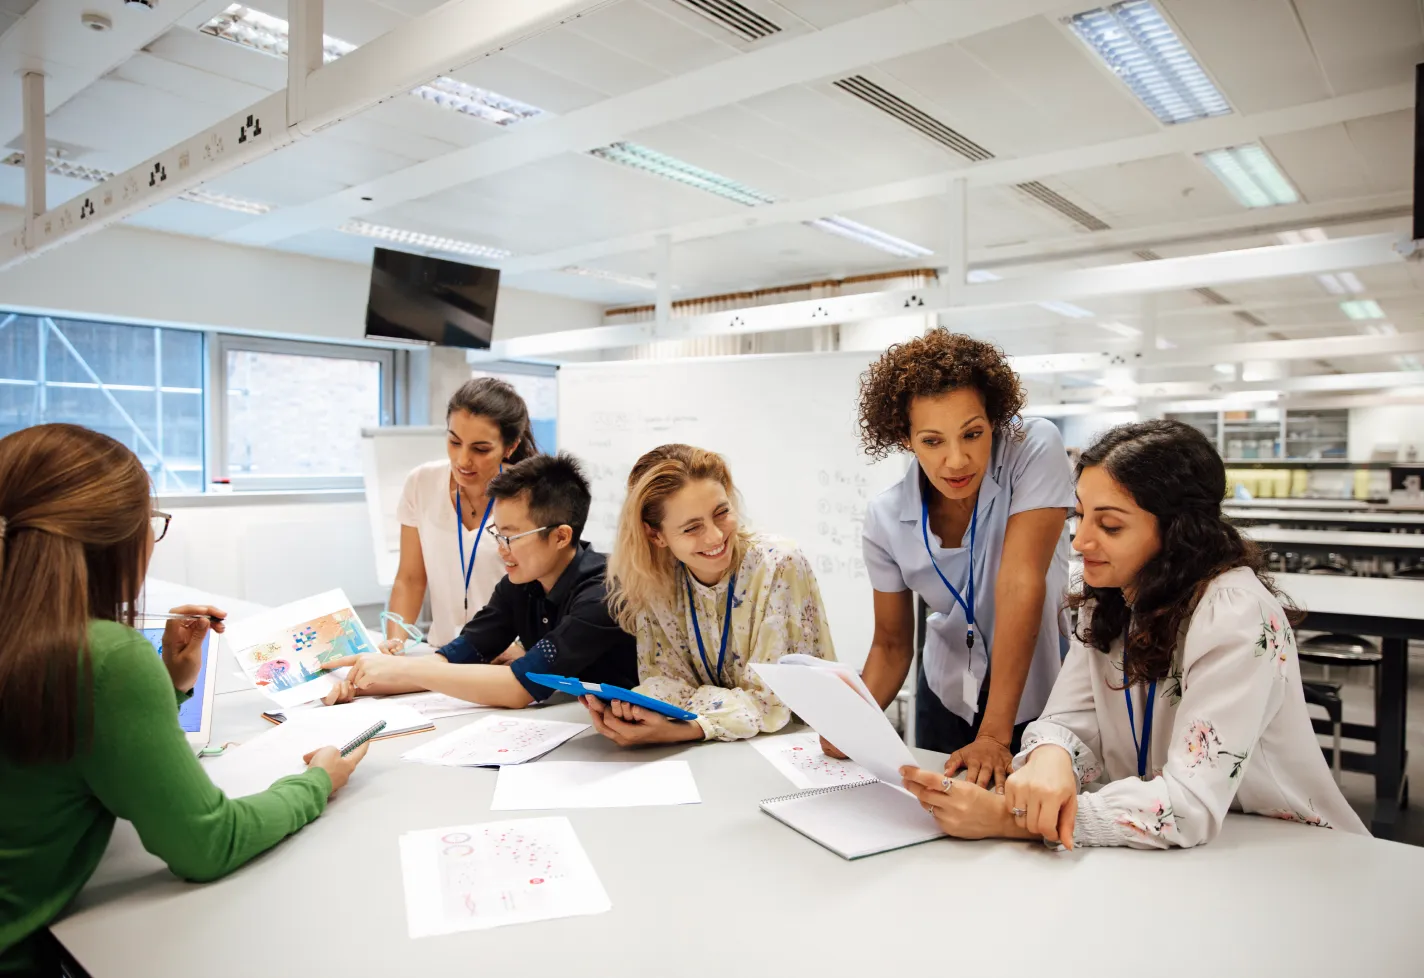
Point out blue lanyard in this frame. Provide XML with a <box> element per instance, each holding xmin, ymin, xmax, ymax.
<box><xmin>920</xmin><ymin>495</ymin><xmax>978</xmax><ymax>648</ymax></box>
<box><xmin>1124</xmin><ymin>679</ymin><xmax>1157</xmax><ymax>779</ymax></box>
<box><xmin>685</xmin><ymin>570</ymin><xmax>736</xmax><ymax>686</ymax></box>
<box><xmin>455</xmin><ymin>490</ymin><xmax>495</xmax><ymax>614</ymax></box>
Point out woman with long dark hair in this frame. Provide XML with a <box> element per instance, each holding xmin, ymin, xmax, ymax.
<box><xmin>383</xmin><ymin>377</ymin><xmax>539</xmax><ymax>652</ymax></box>
<box><xmin>0</xmin><ymin>425</ymin><xmax>367</xmax><ymax>974</ymax></box>
<box><xmin>898</xmin><ymin>420</ymin><xmax>1365</xmax><ymax>847</ymax></box>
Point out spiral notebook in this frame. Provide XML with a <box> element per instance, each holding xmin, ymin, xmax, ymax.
<box><xmin>759</xmin><ymin>780</ymin><xmax>944</xmax><ymax>860</ymax></box>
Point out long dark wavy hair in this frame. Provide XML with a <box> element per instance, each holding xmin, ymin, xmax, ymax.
<box><xmin>1068</xmin><ymin>419</ymin><xmax>1297</xmax><ymax>685</ymax></box>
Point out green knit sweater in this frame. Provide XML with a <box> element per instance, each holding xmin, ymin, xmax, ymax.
<box><xmin>0</xmin><ymin>620</ymin><xmax>331</xmax><ymax>973</ymax></box>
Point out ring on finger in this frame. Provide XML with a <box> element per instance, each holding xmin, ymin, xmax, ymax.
<box><xmin>940</xmin><ymin>775</ymin><xmax>954</xmax><ymax>794</ymax></box>
<box><xmin>1010</xmin><ymin>807</ymin><xmax>1028</xmax><ymax>818</ymax></box>
<box><xmin>922</xmin><ymin>802</ymin><xmax>934</xmax><ymax>814</ymax></box>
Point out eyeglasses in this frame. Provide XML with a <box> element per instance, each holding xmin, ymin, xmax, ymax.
<box><xmin>483</xmin><ymin>524</ymin><xmax>552</xmax><ymax>549</ymax></box>
<box><xmin>151</xmin><ymin>511</ymin><xmax>172</xmax><ymax>543</ymax></box>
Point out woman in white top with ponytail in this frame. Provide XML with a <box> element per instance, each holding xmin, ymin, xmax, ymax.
<box><xmin>384</xmin><ymin>378</ymin><xmax>538</xmax><ymax>652</ymax></box>
<box><xmin>898</xmin><ymin>419</ymin><xmax>1366</xmax><ymax>848</ymax></box>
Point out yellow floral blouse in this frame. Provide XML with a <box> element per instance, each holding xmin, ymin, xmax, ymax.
<box><xmin>634</xmin><ymin>533</ymin><xmax>837</xmax><ymax>741</ymax></box>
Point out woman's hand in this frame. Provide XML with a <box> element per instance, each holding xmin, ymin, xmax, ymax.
<box><xmin>819</xmin><ymin>736</ymin><xmax>848</xmax><ymax>760</ymax></box>
<box><xmin>945</xmin><ymin>734</ymin><xmax>1014</xmax><ymax>789</ymax></box>
<box><xmin>302</xmin><ymin>742</ymin><xmax>370</xmax><ymax>796</ymax></box>
<box><xmin>580</xmin><ymin>695</ymin><xmax>703</xmax><ymax>747</ymax></box>
<box><xmin>321</xmin><ymin>680</ymin><xmax>357</xmax><ymax>706</ymax></box>
<box><xmin>161</xmin><ymin>605</ymin><xmax>225</xmax><ymax>693</ymax></box>
<box><xmin>899</xmin><ymin>766</ymin><xmax>1036</xmax><ymax>841</ymax></box>
<box><xmin>378</xmin><ymin>638</ymin><xmax>408</xmax><ymax>656</ymax></box>
<box><xmin>1003</xmin><ymin>744</ymin><xmax>1079</xmax><ymax>848</ymax></box>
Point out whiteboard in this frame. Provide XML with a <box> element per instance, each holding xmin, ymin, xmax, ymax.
<box><xmin>558</xmin><ymin>352</ymin><xmax>907</xmax><ymax>669</ymax></box>
<box><xmin>360</xmin><ymin>426</ymin><xmax>448</xmax><ymax>587</ymax></box>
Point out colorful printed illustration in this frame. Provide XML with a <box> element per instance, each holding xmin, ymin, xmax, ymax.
<box><xmin>236</xmin><ymin>608</ymin><xmax>374</xmax><ymax>693</ymax></box>
<box><xmin>1262</xmin><ymin>800</ymin><xmax>1332</xmax><ymax>829</ymax></box>
<box><xmin>1255</xmin><ymin>612</ymin><xmax>1292</xmax><ymax>670</ymax></box>
<box><xmin>1184</xmin><ymin>719</ymin><xmax>1222</xmax><ymax>768</ymax></box>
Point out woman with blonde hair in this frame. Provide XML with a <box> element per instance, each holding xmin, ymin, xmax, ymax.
<box><xmin>0</xmin><ymin>425</ymin><xmax>367</xmax><ymax>974</ymax></box>
<box><xmin>586</xmin><ymin>444</ymin><xmax>836</xmax><ymax>745</ymax></box>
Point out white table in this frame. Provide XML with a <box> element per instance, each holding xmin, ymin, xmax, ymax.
<box><xmin>1277</xmin><ymin>574</ymin><xmax>1424</xmax><ymax>838</ymax></box>
<box><xmin>48</xmin><ymin>686</ymin><xmax>1424</xmax><ymax>977</ymax></box>
<box><xmin>1242</xmin><ymin>526</ymin><xmax>1424</xmax><ymax>558</ymax></box>
<box><xmin>1226</xmin><ymin>507</ymin><xmax>1424</xmax><ymax>528</ymax></box>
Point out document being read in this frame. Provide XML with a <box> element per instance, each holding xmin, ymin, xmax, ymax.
<box><xmin>402</xmin><ymin>715</ymin><xmax>588</xmax><ymax>767</ymax></box>
<box><xmin>752</xmin><ymin>658</ymin><xmax>918</xmax><ymax>787</ymax></box>
<box><xmin>399</xmin><ymin>817</ymin><xmax>611</xmax><ymax>938</ymax></box>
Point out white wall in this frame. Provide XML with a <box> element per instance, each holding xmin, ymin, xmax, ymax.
<box><xmin>1348</xmin><ymin>405</ymin><xmax>1424</xmax><ymax>460</ymax></box>
<box><xmin>1056</xmin><ymin>411</ymin><xmax>1140</xmax><ymax>452</ymax></box>
<box><xmin>0</xmin><ymin>213</ymin><xmax>603</xmax><ymax>344</ymax></box>
<box><xmin>147</xmin><ymin>496</ymin><xmax>384</xmax><ymax>608</ymax></box>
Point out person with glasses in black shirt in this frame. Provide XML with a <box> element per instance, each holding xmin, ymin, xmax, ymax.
<box><xmin>322</xmin><ymin>453</ymin><xmax>635</xmax><ymax>708</ymax></box>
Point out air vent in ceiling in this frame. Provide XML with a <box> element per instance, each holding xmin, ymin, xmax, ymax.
<box><xmin>674</xmin><ymin>0</ymin><xmax>780</xmax><ymax>42</ymax></box>
<box><xmin>1015</xmin><ymin>181</ymin><xmax>1111</xmax><ymax>232</ymax></box>
<box><xmin>833</xmin><ymin>76</ymin><xmax>994</xmax><ymax>162</ymax></box>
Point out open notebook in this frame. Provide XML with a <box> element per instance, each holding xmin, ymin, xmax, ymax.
<box><xmin>760</xmin><ymin>780</ymin><xmax>943</xmax><ymax>860</ymax></box>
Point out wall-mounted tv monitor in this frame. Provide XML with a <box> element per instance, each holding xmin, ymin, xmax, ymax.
<box><xmin>364</xmin><ymin>247</ymin><xmax>500</xmax><ymax>350</ymax></box>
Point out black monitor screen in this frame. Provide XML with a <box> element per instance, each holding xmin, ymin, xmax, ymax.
<box><xmin>365</xmin><ymin>247</ymin><xmax>499</xmax><ymax>349</ymax></box>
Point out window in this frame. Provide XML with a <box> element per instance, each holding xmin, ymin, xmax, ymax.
<box><xmin>0</xmin><ymin>313</ymin><xmax>205</xmax><ymax>492</ymax></box>
<box><xmin>217</xmin><ymin>336</ymin><xmax>395</xmax><ymax>490</ymax></box>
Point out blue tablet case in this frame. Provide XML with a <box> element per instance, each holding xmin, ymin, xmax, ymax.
<box><xmin>525</xmin><ymin>673</ymin><xmax>699</xmax><ymax>721</ymax></box>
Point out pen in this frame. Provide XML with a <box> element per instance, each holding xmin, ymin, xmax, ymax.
<box><xmin>337</xmin><ymin>720</ymin><xmax>386</xmax><ymax>757</ymax></box>
<box><xmin>140</xmin><ymin>611</ymin><xmax>225</xmax><ymax>624</ymax></box>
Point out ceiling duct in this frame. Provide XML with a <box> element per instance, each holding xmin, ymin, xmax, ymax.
<box><xmin>673</xmin><ymin>0</ymin><xmax>780</xmax><ymax>41</ymax></box>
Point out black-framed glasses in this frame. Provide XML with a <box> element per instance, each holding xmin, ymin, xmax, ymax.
<box><xmin>483</xmin><ymin>524</ymin><xmax>551</xmax><ymax>549</ymax></box>
<box><xmin>151</xmin><ymin>511</ymin><xmax>172</xmax><ymax>543</ymax></box>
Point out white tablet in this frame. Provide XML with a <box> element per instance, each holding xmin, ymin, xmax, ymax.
<box><xmin>138</xmin><ymin>619</ymin><xmax>219</xmax><ymax>752</ymax></box>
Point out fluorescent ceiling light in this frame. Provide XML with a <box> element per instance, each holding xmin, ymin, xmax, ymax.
<box><xmin>1198</xmin><ymin>144</ymin><xmax>1299</xmax><ymax>207</ymax></box>
<box><xmin>1395</xmin><ymin>354</ymin><xmax>1423</xmax><ymax>371</ymax></box>
<box><xmin>1098</xmin><ymin>321</ymin><xmax>1142</xmax><ymax>338</ymax></box>
<box><xmin>1315</xmin><ymin>274</ymin><xmax>1346</xmax><ymax>295</ymax></box>
<box><xmin>587</xmin><ymin>141</ymin><xmax>777</xmax><ymax>206</ymax></box>
<box><xmin>0</xmin><ymin>151</ymin><xmax>273</xmax><ymax>214</ymax></box>
<box><xmin>558</xmin><ymin>266</ymin><xmax>662</xmax><ymax>291</ymax></box>
<box><xmin>1276</xmin><ymin>227</ymin><xmax>1327</xmax><ymax>245</ymax></box>
<box><xmin>199</xmin><ymin>5</ymin><xmax>544</xmax><ymax>126</ymax></box>
<box><xmin>1340</xmin><ymin>299</ymin><xmax>1384</xmax><ymax>320</ymax></box>
<box><xmin>338</xmin><ymin>220</ymin><xmax>512</xmax><ymax>259</ymax></box>
<box><xmin>1213</xmin><ymin>363</ymin><xmax>1236</xmax><ymax>376</ymax></box>
<box><xmin>804</xmin><ymin>215</ymin><xmax>933</xmax><ymax>258</ymax></box>
<box><xmin>967</xmin><ymin>269</ymin><xmax>1097</xmax><ymax>318</ymax></box>
<box><xmin>1154</xmin><ymin>336</ymin><xmax>1177</xmax><ymax>350</ymax></box>
<box><xmin>1337</xmin><ymin>272</ymin><xmax>1365</xmax><ymax>294</ymax></box>
<box><xmin>1068</xmin><ymin>0</ymin><xmax>1232</xmax><ymax>125</ymax></box>
<box><xmin>1362</xmin><ymin>322</ymin><xmax>1398</xmax><ymax>336</ymax></box>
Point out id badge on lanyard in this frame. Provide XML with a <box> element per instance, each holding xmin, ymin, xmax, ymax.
<box><xmin>921</xmin><ymin>496</ymin><xmax>982</xmax><ymax>706</ymax></box>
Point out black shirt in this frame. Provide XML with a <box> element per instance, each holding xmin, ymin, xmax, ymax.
<box><xmin>437</xmin><ymin>542</ymin><xmax>637</xmax><ymax>701</ymax></box>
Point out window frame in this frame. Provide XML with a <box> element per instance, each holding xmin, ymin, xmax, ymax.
<box><xmin>213</xmin><ymin>334</ymin><xmax>398</xmax><ymax>492</ymax></box>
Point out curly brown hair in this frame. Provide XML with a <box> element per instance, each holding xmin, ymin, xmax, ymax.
<box><xmin>857</xmin><ymin>329</ymin><xmax>1025</xmax><ymax>461</ymax></box>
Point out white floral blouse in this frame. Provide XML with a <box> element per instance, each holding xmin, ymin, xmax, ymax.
<box><xmin>634</xmin><ymin>532</ymin><xmax>837</xmax><ymax>742</ymax></box>
<box><xmin>1014</xmin><ymin>566</ymin><xmax>1368</xmax><ymax>848</ymax></box>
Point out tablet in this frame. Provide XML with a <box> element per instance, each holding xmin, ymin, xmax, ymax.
<box><xmin>139</xmin><ymin>620</ymin><xmax>218</xmax><ymax>753</ymax></box>
<box><xmin>524</xmin><ymin>673</ymin><xmax>699</xmax><ymax>722</ymax></box>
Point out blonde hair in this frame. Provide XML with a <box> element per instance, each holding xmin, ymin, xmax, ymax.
<box><xmin>606</xmin><ymin>444</ymin><xmax>751</xmax><ymax>633</ymax></box>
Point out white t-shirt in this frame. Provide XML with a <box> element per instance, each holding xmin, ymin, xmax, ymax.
<box><xmin>395</xmin><ymin>460</ymin><xmax>506</xmax><ymax>648</ymax></box>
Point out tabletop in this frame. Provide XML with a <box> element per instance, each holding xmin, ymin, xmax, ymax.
<box><xmin>1276</xmin><ymin>573</ymin><xmax>1424</xmax><ymax>623</ymax></box>
<box><xmin>1242</xmin><ymin>526</ymin><xmax>1424</xmax><ymax>552</ymax></box>
<box><xmin>52</xmin><ymin>690</ymin><xmax>1424</xmax><ymax>978</ymax></box>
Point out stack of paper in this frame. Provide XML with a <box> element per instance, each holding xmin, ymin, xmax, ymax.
<box><xmin>491</xmin><ymin>761</ymin><xmax>701</xmax><ymax>811</ymax></box>
<box><xmin>399</xmin><ymin>817</ymin><xmax>611</xmax><ymax>937</ymax></box>
<box><xmin>401</xmin><ymin>715</ymin><xmax>588</xmax><ymax>767</ymax></box>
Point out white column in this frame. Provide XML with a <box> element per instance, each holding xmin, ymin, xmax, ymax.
<box><xmin>21</xmin><ymin>72</ymin><xmax>44</xmax><ymax>219</ymax></box>
<box><xmin>287</xmin><ymin>0</ymin><xmax>324</xmax><ymax>125</ymax></box>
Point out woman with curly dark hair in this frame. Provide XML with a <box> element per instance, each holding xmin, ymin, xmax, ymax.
<box><xmin>843</xmin><ymin>329</ymin><xmax>1074</xmax><ymax>787</ymax></box>
<box><xmin>899</xmin><ymin>420</ymin><xmax>1366</xmax><ymax>847</ymax></box>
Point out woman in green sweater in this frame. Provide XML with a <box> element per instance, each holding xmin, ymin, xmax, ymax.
<box><xmin>0</xmin><ymin>424</ymin><xmax>369</xmax><ymax>976</ymax></box>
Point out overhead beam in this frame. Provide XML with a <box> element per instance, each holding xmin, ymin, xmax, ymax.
<box><xmin>493</xmin><ymin>234</ymin><xmax>1405</xmax><ymax>357</ymax></box>
<box><xmin>1059</xmin><ymin>371</ymin><xmax>1424</xmax><ymax>401</ymax></box>
<box><xmin>216</xmin><ymin>0</ymin><xmax>1070</xmax><ymax>247</ymax></box>
<box><xmin>499</xmin><ymin>84</ymin><xmax>1415</xmax><ymax>276</ymax></box>
<box><xmin>0</xmin><ymin>0</ymin><xmax>612</xmax><ymax>269</ymax></box>
<box><xmin>1010</xmin><ymin>331</ymin><xmax>1424</xmax><ymax>376</ymax></box>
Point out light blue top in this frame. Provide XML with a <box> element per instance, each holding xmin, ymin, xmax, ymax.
<box><xmin>862</xmin><ymin>417</ymin><xmax>1075</xmax><ymax>724</ymax></box>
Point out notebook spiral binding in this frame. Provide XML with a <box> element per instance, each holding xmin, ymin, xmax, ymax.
<box><xmin>761</xmin><ymin>779</ymin><xmax>881</xmax><ymax>807</ymax></box>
